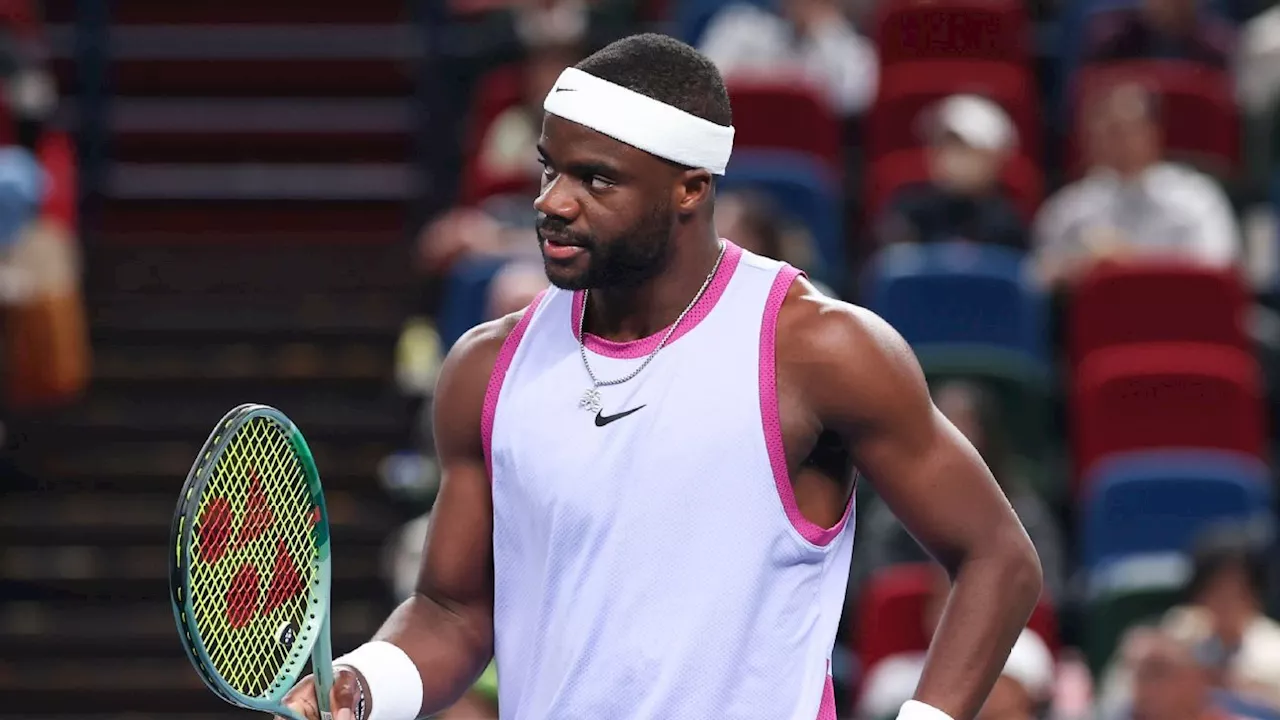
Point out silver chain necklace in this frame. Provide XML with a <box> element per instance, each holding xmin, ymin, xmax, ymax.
<box><xmin>577</xmin><ymin>241</ymin><xmax>727</xmax><ymax>413</ymax></box>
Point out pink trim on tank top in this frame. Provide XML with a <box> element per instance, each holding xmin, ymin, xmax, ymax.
<box><xmin>481</xmin><ymin>290</ymin><xmax>547</xmax><ymax>478</ymax></box>
<box><xmin>569</xmin><ymin>240</ymin><xmax>743</xmax><ymax>359</ymax></box>
<box><xmin>816</xmin><ymin>670</ymin><xmax>838</xmax><ymax>720</ymax></box>
<box><xmin>760</xmin><ymin>266</ymin><xmax>854</xmax><ymax>547</ymax></box>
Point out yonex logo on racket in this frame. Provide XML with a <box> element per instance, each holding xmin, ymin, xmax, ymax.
<box><xmin>194</xmin><ymin>468</ymin><xmax>312</xmax><ymax>629</ymax></box>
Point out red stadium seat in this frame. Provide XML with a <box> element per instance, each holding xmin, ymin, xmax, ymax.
<box><xmin>726</xmin><ymin>78</ymin><xmax>842</xmax><ymax>171</ymax></box>
<box><xmin>1067</xmin><ymin>260</ymin><xmax>1251</xmax><ymax>368</ymax></box>
<box><xmin>875</xmin><ymin>0</ymin><xmax>1030</xmax><ymax>66</ymax></box>
<box><xmin>855</xmin><ymin>563</ymin><xmax>1060</xmax><ymax>675</ymax></box>
<box><xmin>868</xmin><ymin>60</ymin><xmax>1041</xmax><ymax>163</ymax></box>
<box><xmin>1071</xmin><ymin>343</ymin><xmax>1267</xmax><ymax>494</ymax></box>
<box><xmin>865</xmin><ymin>147</ymin><xmax>1043</xmax><ymax>223</ymax></box>
<box><xmin>37</xmin><ymin>131</ymin><xmax>77</xmax><ymax>229</ymax></box>
<box><xmin>1068</xmin><ymin>61</ymin><xmax>1239</xmax><ymax>178</ymax></box>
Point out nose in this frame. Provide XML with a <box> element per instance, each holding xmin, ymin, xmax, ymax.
<box><xmin>534</xmin><ymin>173</ymin><xmax>579</xmax><ymax>226</ymax></box>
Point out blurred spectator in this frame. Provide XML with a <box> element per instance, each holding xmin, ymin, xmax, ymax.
<box><xmin>1032</xmin><ymin>83</ymin><xmax>1239</xmax><ymax>288</ymax></box>
<box><xmin>1099</xmin><ymin>621</ymin><xmax>1242</xmax><ymax>720</ymax></box>
<box><xmin>1166</xmin><ymin>531</ymin><xmax>1280</xmax><ymax>709</ymax></box>
<box><xmin>417</xmin><ymin>4</ymin><xmax>584</xmax><ymax>275</ymax></box>
<box><xmin>1085</xmin><ymin>0</ymin><xmax>1234</xmax><ymax>69</ymax></box>
<box><xmin>486</xmin><ymin>260</ymin><xmax>549</xmax><ymax>319</ymax></box>
<box><xmin>852</xmin><ymin>380</ymin><xmax>1067</xmax><ymax>602</ymax></box>
<box><xmin>698</xmin><ymin>0</ymin><xmax>878</xmax><ymax>117</ymax></box>
<box><xmin>1237</xmin><ymin>4</ymin><xmax>1280</xmax><ymax>115</ymax></box>
<box><xmin>875</xmin><ymin>95</ymin><xmax>1027</xmax><ymax>250</ymax></box>
<box><xmin>978</xmin><ymin>630</ymin><xmax>1056</xmax><ymax>720</ymax></box>
<box><xmin>714</xmin><ymin>189</ymin><xmax>835</xmax><ymax>294</ymax></box>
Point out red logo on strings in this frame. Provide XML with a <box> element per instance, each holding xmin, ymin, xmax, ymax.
<box><xmin>192</xmin><ymin>469</ymin><xmax>310</xmax><ymax>628</ymax></box>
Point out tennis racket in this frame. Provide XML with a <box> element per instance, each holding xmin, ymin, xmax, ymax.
<box><xmin>169</xmin><ymin>403</ymin><xmax>336</xmax><ymax>720</ymax></box>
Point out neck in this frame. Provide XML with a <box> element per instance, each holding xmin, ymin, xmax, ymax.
<box><xmin>585</xmin><ymin>228</ymin><xmax>722</xmax><ymax>342</ymax></box>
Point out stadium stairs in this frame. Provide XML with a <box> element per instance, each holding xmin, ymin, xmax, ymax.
<box><xmin>0</xmin><ymin>2</ymin><xmax>416</xmax><ymax>715</ymax></box>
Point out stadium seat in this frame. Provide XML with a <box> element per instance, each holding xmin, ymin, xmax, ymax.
<box><xmin>1067</xmin><ymin>260</ymin><xmax>1251</xmax><ymax>368</ymax></box>
<box><xmin>720</xmin><ymin>150</ymin><xmax>844</xmax><ymax>287</ymax></box>
<box><xmin>38</xmin><ymin>131</ymin><xmax>77</xmax><ymax>229</ymax></box>
<box><xmin>862</xmin><ymin>243</ymin><xmax>1050</xmax><ymax>462</ymax></box>
<box><xmin>868</xmin><ymin>61</ymin><xmax>1041</xmax><ymax>164</ymax></box>
<box><xmin>1070</xmin><ymin>343</ymin><xmax>1267</xmax><ymax>490</ymax></box>
<box><xmin>856</xmin><ymin>563</ymin><xmax>1060</xmax><ymax>674</ymax></box>
<box><xmin>727</xmin><ymin>79</ymin><xmax>842</xmax><ymax>172</ymax></box>
<box><xmin>874</xmin><ymin>0</ymin><xmax>1030</xmax><ymax>66</ymax></box>
<box><xmin>1079</xmin><ymin>451</ymin><xmax>1273</xmax><ymax>568</ymax></box>
<box><xmin>437</xmin><ymin>255</ymin><xmax>509</xmax><ymax>351</ymax></box>
<box><xmin>1067</xmin><ymin>61</ymin><xmax>1239</xmax><ymax>178</ymax></box>
<box><xmin>865</xmin><ymin>148</ymin><xmax>1044</xmax><ymax>224</ymax></box>
<box><xmin>862</xmin><ymin>242</ymin><xmax>1049</xmax><ymax>382</ymax></box>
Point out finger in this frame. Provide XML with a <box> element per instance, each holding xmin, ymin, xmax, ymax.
<box><xmin>330</xmin><ymin>668</ymin><xmax>360</xmax><ymax>720</ymax></box>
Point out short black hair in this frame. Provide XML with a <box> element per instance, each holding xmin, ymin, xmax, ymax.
<box><xmin>575</xmin><ymin>33</ymin><xmax>732</xmax><ymax>128</ymax></box>
<box><xmin>1185</xmin><ymin>525</ymin><xmax>1269</xmax><ymax>604</ymax></box>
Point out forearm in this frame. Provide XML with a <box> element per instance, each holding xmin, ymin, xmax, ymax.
<box><xmin>914</xmin><ymin>536</ymin><xmax>1043</xmax><ymax>720</ymax></box>
<box><xmin>361</xmin><ymin>593</ymin><xmax>494</xmax><ymax>717</ymax></box>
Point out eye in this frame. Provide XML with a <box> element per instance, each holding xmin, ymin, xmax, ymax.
<box><xmin>537</xmin><ymin>158</ymin><xmax>555</xmax><ymax>179</ymax></box>
<box><xmin>588</xmin><ymin>175</ymin><xmax>615</xmax><ymax>191</ymax></box>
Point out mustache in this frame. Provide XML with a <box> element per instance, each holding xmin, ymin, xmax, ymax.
<box><xmin>536</xmin><ymin>218</ymin><xmax>594</xmax><ymax>248</ymax></box>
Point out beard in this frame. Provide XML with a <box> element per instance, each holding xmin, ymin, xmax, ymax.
<box><xmin>537</xmin><ymin>202</ymin><xmax>674</xmax><ymax>291</ymax></box>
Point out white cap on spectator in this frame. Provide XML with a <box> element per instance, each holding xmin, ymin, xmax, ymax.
<box><xmin>926</xmin><ymin>94</ymin><xmax>1016</xmax><ymax>152</ymax></box>
<box><xmin>1002</xmin><ymin>629</ymin><xmax>1055</xmax><ymax>700</ymax></box>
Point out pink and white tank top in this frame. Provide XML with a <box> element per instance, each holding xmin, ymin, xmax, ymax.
<box><xmin>483</xmin><ymin>241</ymin><xmax>854</xmax><ymax>720</ymax></box>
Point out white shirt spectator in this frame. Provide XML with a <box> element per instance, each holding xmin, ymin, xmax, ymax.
<box><xmin>1032</xmin><ymin>162</ymin><xmax>1240</xmax><ymax>271</ymax></box>
<box><xmin>1236</xmin><ymin>6</ymin><xmax>1280</xmax><ymax>114</ymax></box>
<box><xmin>698</xmin><ymin>2</ymin><xmax>878</xmax><ymax>116</ymax></box>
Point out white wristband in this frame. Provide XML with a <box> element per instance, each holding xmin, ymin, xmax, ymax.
<box><xmin>334</xmin><ymin>641</ymin><xmax>424</xmax><ymax>720</ymax></box>
<box><xmin>898</xmin><ymin>700</ymin><xmax>957</xmax><ymax>720</ymax></box>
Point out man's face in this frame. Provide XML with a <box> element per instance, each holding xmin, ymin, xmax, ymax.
<box><xmin>534</xmin><ymin>114</ymin><xmax>683</xmax><ymax>290</ymax></box>
<box><xmin>1087</xmin><ymin>88</ymin><xmax>1160</xmax><ymax>176</ymax></box>
<box><xmin>1130</xmin><ymin>635</ymin><xmax>1208</xmax><ymax>720</ymax></box>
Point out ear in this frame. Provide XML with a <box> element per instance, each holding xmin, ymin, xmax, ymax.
<box><xmin>673</xmin><ymin>169</ymin><xmax>714</xmax><ymax>214</ymax></box>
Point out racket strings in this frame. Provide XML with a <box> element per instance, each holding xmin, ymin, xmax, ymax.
<box><xmin>188</xmin><ymin>416</ymin><xmax>318</xmax><ymax>697</ymax></box>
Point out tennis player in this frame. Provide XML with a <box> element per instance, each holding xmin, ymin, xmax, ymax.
<box><xmin>279</xmin><ymin>33</ymin><xmax>1043</xmax><ymax>720</ymax></box>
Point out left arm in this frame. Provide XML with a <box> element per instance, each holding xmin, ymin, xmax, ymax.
<box><xmin>780</xmin><ymin>281</ymin><xmax>1043</xmax><ymax>720</ymax></box>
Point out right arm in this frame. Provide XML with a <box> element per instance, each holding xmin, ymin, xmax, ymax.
<box><xmin>280</xmin><ymin>314</ymin><xmax>520</xmax><ymax>720</ymax></box>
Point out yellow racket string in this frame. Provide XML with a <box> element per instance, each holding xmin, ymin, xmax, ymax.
<box><xmin>188</xmin><ymin>416</ymin><xmax>318</xmax><ymax>697</ymax></box>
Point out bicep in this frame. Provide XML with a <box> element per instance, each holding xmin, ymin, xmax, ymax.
<box><xmin>415</xmin><ymin>330</ymin><xmax>498</xmax><ymax>608</ymax></box>
<box><xmin>822</xmin><ymin>311</ymin><xmax>1022</xmax><ymax>569</ymax></box>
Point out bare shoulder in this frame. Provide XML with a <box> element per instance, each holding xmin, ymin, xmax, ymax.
<box><xmin>433</xmin><ymin>308</ymin><xmax>529</xmax><ymax>454</ymax></box>
<box><xmin>775</xmin><ymin>276</ymin><xmax>930</xmax><ymax>434</ymax></box>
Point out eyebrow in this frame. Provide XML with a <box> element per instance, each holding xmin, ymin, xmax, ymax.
<box><xmin>537</xmin><ymin>144</ymin><xmax>626</xmax><ymax>181</ymax></box>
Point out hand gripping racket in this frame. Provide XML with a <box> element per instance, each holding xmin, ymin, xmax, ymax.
<box><xmin>169</xmin><ymin>403</ymin><xmax>336</xmax><ymax>720</ymax></box>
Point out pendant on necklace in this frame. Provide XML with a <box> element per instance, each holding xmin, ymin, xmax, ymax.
<box><xmin>579</xmin><ymin>387</ymin><xmax>603</xmax><ymax>413</ymax></box>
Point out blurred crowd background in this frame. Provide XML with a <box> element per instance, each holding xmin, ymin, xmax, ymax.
<box><xmin>0</xmin><ymin>0</ymin><xmax>1279</xmax><ymax>718</ymax></box>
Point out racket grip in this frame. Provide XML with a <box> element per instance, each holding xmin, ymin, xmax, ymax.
<box><xmin>313</xmin><ymin>613</ymin><xmax>337</xmax><ymax>718</ymax></box>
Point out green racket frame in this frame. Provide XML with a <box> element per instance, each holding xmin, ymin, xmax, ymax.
<box><xmin>169</xmin><ymin>403</ymin><xmax>336</xmax><ymax>720</ymax></box>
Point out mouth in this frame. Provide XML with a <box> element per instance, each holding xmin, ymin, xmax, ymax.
<box><xmin>539</xmin><ymin>230</ymin><xmax>589</xmax><ymax>262</ymax></box>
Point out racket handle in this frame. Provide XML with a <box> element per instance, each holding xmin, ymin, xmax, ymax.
<box><xmin>313</xmin><ymin>612</ymin><xmax>336</xmax><ymax>719</ymax></box>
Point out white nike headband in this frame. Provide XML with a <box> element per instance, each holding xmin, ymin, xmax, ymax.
<box><xmin>543</xmin><ymin>67</ymin><xmax>735</xmax><ymax>175</ymax></box>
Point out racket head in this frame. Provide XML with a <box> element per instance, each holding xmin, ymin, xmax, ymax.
<box><xmin>169</xmin><ymin>403</ymin><xmax>333</xmax><ymax>716</ymax></box>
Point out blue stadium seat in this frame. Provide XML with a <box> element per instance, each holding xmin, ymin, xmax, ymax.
<box><xmin>860</xmin><ymin>242</ymin><xmax>1049</xmax><ymax>384</ymax></box>
<box><xmin>437</xmin><ymin>255</ymin><xmax>509</xmax><ymax>351</ymax></box>
<box><xmin>720</xmin><ymin>150</ymin><xmax>844</xmax><ymax>288</ymax></box>
<box><xmin>1080</xmin><ymin>450</ymin><xmax>1274</xmax><ymax>570</ymax></box>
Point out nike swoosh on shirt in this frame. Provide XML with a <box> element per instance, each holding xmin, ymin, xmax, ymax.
<box><xmin>594</xmin><ymin>406</ymin><xmax>645</xmax><ymax>427</ymax></box>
